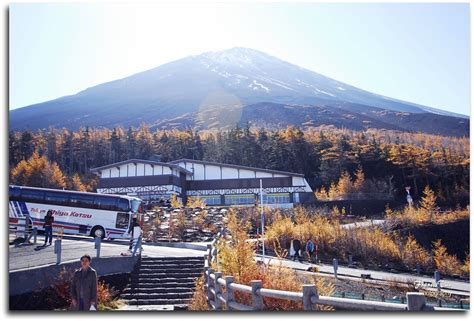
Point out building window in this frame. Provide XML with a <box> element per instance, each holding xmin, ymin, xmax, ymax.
<box><xmin>197</xmin><ymin>195</ymin><xmax>221</xmax><ymax>206</ymax></box>
<box><xmin>225</xmin><ymin>194</ymin><xmax>255</xmax><ymax>205</ymax></box>
<box><xmin>262</xmin><ymin>193</ymin><xmax>290</xmax><ymax>204</ymax></box>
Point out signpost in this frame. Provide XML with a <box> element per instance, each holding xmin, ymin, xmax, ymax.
<box><xmin>405</xmin><ymin>186</ymin><xmax>413</xmax><ymax>207</ymax></box>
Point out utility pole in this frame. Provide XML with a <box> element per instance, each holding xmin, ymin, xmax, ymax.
<box><xmin>260</xmin><ymin>179</ymin><xmax>265</xmax><ymax>261</ymax></box>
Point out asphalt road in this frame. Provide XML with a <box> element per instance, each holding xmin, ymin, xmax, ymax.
<box><xmin>257</xmin><ymin>256</ymin><xmax>470</xmax><ymax>295</ymax></box>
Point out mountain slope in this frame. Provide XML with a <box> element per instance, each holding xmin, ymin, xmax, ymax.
<box><xmin>150</xmin><ymin>102</ymin><xmax>469</xmax><ymax>137</ymax></box>
<box><xmin>10</xmin><ymin>47</ymin><xmax>468</xmax><ymax>131</ymax></box>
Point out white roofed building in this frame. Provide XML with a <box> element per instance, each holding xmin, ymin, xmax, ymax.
<box><xmin>90</xmin><ymin>158</ymin><xmax>314</xmax><ymax>208</ymax></box>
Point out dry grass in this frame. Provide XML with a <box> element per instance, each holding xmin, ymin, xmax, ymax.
<box><xmin>266</xmin><ymin>209</ymin><xmax>400</xmax><ymax>265</ymax></box>
<box><xmin>190</xmin><ymin>209</ymin><xmax>335</xmax><ymax>311</ymax></box>
<box><xmin>188</xmin><ymin>276</ymin><xmax>209</xmax><ymax>311</ymax></box>
<box><xmin>386</xmin><ymin>186</ymin><xmax>469</xmax><ymax>227</ymax></box>
<box><xmin>265</xmin><ymin>206</ymin><xmax>469</xmax><ymax>277</ymax></box>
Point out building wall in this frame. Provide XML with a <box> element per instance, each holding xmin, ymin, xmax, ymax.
<box><xmin>99</xmin><ymin>162</ymin><xmax>180</xmax><ymax>178</ymax></box>
<box><xmin>94</xmin><ymin>159</ymin><xmax>313</xmax><ymax>208</ymax></box>
<box><xmin>175</xmin><ymin>160</ymin><xmax>291</xmax><ymax>181</ymax></box>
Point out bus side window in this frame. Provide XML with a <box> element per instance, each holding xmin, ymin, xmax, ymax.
<box><xmin>20</xmin><ymin>189</ymin><xmax>45</xmax><ymax>203</ymax></box>
<box><xmin>45</xmin><ymin>192</ymin><xmax>70</xmax><ymax>207</ymax></box>
<box><xmin>117</xmin><ymin>199</ymin><xmax>130</xmax><ymax>212</ymax></box>
<box><xmin>9</xmin><ymin>186</ymin><xmax>21</xmax><ymax>200</ymax></box>
<box><xmin>94</xmin><ymin>196</ymin><xmax>118</xmax><ymax>211</ymax></box>
<box><xmin>70</xmin><ymin>195</ymin><xmax>94</xmax><ymax>208</ymax></box>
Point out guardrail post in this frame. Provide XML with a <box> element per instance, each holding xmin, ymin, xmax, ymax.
<box><xmin>251</xmin><ymin>280</ymin><xmax>264</xmax><ymax>310</ymax></box>
<box><xmin>224</xmin><ymin>276</ymin><xmax>235</xmax><ymax>310</ymax></box>
<box><xmin>333</xmin><ymin>258</ymin><xmax>338</xmax><ymax>278</ymax></box>
<box><xmin>204</xmin><ymin>266</ymin><xmax>210</xmax><ymax>300</ymax></box>
<box><xmin>16</xmin><ymin>217</ymin><xmax>26</xmax><ymax>243</ymax></box>
<box><xmin>207</xmin><ymin>244</ymin><xmax>212</xmax><ymax>261</ymax></box>
<box><xmin>214</xmin><ymin>272</ymin><xmax>223</xmax><ymax>310</ymax></box>
<box><xmin>132</xmin><ymin>237</ymin><xmax>142</xmax><ymax>257</ymax></box>
<box><xmin>94</xmin><ymin>237</ymin><xmax>101</xmax><ymax>258</ymax></box>
<box><xmin>302</xmin><ymin>284</ymin><xmax>318</xmax><ymax>310</ymax></box>
<box><xmin>54</xmin><ymin>239</ymin><xmax>62</xmax><ymax>264</ymax></box>
<box><xmin>406</xmin><ymin>292</ymin><xmax>427</xmax><ymax>311</ymax></box>
<box><xmin>208</xmin><ymin>268</ymin><xmax>215</xmax><ymax>307</ymax></box>
<box><xmin>212</xmin><ymin>247</ymin><xmax>218</xmax><ymax>265</ymax></box>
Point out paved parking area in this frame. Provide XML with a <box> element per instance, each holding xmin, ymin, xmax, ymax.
<box><xmin>9</xmin><ymin>235</ymin><xmax>206</xmax><ymax>271</ymax></box>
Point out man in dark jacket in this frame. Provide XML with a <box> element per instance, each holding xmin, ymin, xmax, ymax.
<box><xmin>43</xmin><ymin>210</ymin><xmax>54</xmax><ymax>246</ymax></box>
<box><xmin>70</xmin><ymin>254</ymin><xmax>98</xmax><ymax>311</ymax></box>
<box><xmin>292</xmin><ymin>239</ymin><xmax>302</xmax><ymax>262</ymax></box>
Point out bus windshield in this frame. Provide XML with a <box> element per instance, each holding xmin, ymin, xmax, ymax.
<box><xmin>131</xmin><ymin>199</ymin><xmax>142</xmax><ymax>213</ymax></box>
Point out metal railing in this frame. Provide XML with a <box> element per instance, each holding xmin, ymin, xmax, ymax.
<box><xmin>203</xmin><ymin>231</ymin><xmax>463</xmax><ymax>311</ymax></box>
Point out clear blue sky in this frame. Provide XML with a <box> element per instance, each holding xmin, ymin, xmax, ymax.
<box><xmin>9</xmin><ymin>2</ymin><xmax>471</xmax><ymax>115</ymax></box>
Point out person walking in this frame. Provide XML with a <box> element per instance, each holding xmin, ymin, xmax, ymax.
<box><xmin>128</xmin><ymin>217</ymin><xmax>141</xmax><ymax>251</ymax></box>
<box><xmin>43</xmin><ymin>210</ymin><xmax>54</xmax><ymax>246</ymax></box>
<box><xmin>289</xmin><ymin>240</ymin><xmax>295</xmax><ymax>259</ymax></box>
<box><xmin>292</xmin><ymin>239</ymin><xmax>302</xmax><ymax>262</ymax></box>
<box><xmin>305</xmin><ymin>239</ymin><xmax>315</xmax><ymax>263</ymax></box>
<box><xmin>70</xmin><ymin>254</ymin><xmax>98</xmax><ymax>311</ymax></box>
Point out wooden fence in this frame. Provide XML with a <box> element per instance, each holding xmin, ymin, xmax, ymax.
<box><xmin>203</xmin><ymin>231</ymin><xmax>460</xmax><ymax>312</ymax></box>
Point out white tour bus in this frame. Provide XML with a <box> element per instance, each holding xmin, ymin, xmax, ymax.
<box><xmin>9</xmin><ymin>185</ymin><xmax>142</xmax><ymax>239</ymax></box>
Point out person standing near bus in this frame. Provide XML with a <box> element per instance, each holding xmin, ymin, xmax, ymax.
<box><xmin>43</xmin><ymin>210</ymin><xmax>54</xmax><ymax>246</ymax></box>
<box><xmin>70</xmin><ymin>254</ymin><xmax>98</xmax><ymax>311</ymax></box>
<box><xmin>128</xmin><ymin>217</ymin><xmax>141</xmax><ymax>251</ymax></box>
<box><xmin>305</xmin><ymin>238</ymin><xmax>315</xmax><ymax>263</ymax></box>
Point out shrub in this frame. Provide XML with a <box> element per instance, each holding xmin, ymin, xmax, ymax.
<box><xmin>97</xmin><ymin>281</ymin><xmax>123</xmax><ymax>310</ymax></box>
<box><xmin>401</xmin><ymin>235</ymin><xmax>431</xmax><ymax>270</ymax></box>
<box><xmin>188</xmin><ymin>276</ymin><xmax>209</xmax><ymax>311</ymax></box>
<box><xmin>191</xmin><ymin>208</ymin><xmax>336</xmax><ymax>311</ymax></box>
<box><xmin>432</xmin><ymin>239</ymin><xmax>462</xmax><ymax>276</ymax></box>
<box><xmin>460</xmin><ymin>254</ymin><xmax>470</xmax><ymax>278</ymax></box>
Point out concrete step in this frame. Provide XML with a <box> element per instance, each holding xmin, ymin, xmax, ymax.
<box><xmin>128</xmin><ymin>282</ymin><xmax>196</xmax><ymax>289</ymax></box>
<box><xmin>140</xmin><ymin>259</ymin><xmax>204</xmax><ymax>266</ymax></box>
<box><xmin>136</xmin><ymin>272</ymin><xmax>202</xmax><ymax>279</ymax></box>
<box><xmin>125</xmin><ymin>298</ymin><xmax>192</xmax><ymax>306</ymax></box>
<box><xmin>140</xmin><ymin>256</ymin><xmax>204</xmax><ymax>262</ymax></box>
<box><xmin>118</xmin><ymin>304</ymin><xmax>176</xmax><ymax>311</ymax></box>
<box><xmin>139</xmin><ymin>263</ymin><xmax>204</xmax><ymax>269</ymax></box>
<box><xmin>132</xmin><ymin>277</ymin><xmax>198</xmax><ymax>284</ymax></box>
<box><xmin>124</xmin><ymin>287</ymin><xmax>194</xmax><ymax>294</ymax></box>
<box><xmin>138</xmin><ymin>268</ymin><xmax>203</xmax><ymax>274</ymax></box>
<box><xmin>122</xmin><ymin>292</ymin><xmax>194</xmax><ymax>300</ymax></box>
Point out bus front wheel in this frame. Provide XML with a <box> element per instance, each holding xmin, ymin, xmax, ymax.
<box><xmin>91</xmin><ymin>226</ymin><xmax>105</xmax><ymax>239</ymax></box>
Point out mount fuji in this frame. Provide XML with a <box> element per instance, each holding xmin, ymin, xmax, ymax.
<box><xmin>10</xmin><ymin>47</ymin><xmax>468</xmax><ymax>136</ymax></box>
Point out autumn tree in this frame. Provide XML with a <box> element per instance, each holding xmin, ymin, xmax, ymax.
<box><xmin>69</xmin><ymin>173</ymin><xmax>87</xmax><ymax>191</ymax></box>
<box><xmin>419</xmin><ymin>185</ymin><xmax>439</xmax><ymax>222</ymax></box>
<box><xmin>11</xmin><ymin>151</ymin><xmax>66</xmax><ymax>189</ymax></box>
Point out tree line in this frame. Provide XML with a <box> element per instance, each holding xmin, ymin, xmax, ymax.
<box><xmin>9</xmin><ymin>124</ymin><xmax>469</xmax><ymax>205</ymax></box>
